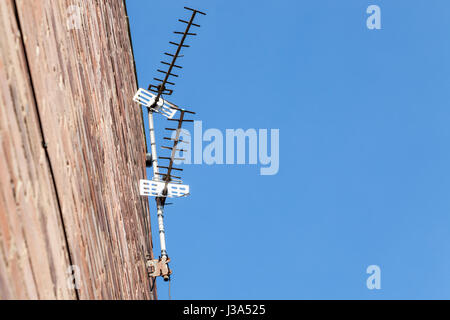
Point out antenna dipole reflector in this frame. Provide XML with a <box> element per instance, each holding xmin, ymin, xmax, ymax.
<box><xmin>133</xmin><ymin>88</ymin><xmax>177</xmax><ymax>119</ymax></box>
<box><xmin>149</xmin><ymin>8</ymin><xmax>206</xmax><ymax>98</ymax></box>
<box><xmin>140</xmin><ymin>179</ymin><xmax>189</xmax><ymax>198</ymax></box>
<box><xmin>184</xmin><ymin>6</ymin><xmax>207</xmax><ymax>16</ymax></box>
<box><xmin>178</xmin><ymin>19</ymin><xmax>201</xmax><ymax>27</ymax></box>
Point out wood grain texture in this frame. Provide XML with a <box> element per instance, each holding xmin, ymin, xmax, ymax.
<box><xmin>0</xmin><ymin>0</ymin><xmax>155</xmax><ymax>299</ymax></box>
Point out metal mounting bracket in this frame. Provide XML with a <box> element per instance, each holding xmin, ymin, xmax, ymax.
<box><xmin>133</xmin><ymin>88</ymin><xmax>177</xmax><ymax>119</ymax></box>
<box><xmin>140</xmin><ymin>179</ymin><xmax>189</xmax><ymax>198</ymax></box>
<box><xmin>146</xmin><ymin>256</ymin><xmax>172</xmax><ymax>281</ymax></box>
<box><xmin>145</xmin><ymin>153</ymin><xmax>153</xmax><ymax>168</ymax></box>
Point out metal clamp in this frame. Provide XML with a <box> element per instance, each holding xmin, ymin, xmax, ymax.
<box><xmin>146</xmin><ymin>256</ymin><xmax>172</xmax><ymax>281</ymax></box>
<box><xmin>146</xmin><ymin>153</ymin><xmax>153</xmax><ymax>168</ymax></box>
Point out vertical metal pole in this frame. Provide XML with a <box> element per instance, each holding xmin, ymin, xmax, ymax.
<box><xmin>156</xmin><ymin>197</ymin><xmax>168</xmax><ymax>258</ymax></box>
<box><xmin>147</xmin><ymin>109</ymin><xmax>168</xmax><ymax>259</ymax></box>
<box><xmin>148</xmin><ymin>110</ymin><xmax>160</xmax><ymax>180</ymax></box>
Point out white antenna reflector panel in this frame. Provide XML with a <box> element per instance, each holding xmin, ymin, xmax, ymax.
<box><xmin>140</xmin><ymin>179</ymin><xmax>189</xmax><ymax>198</ymax></box>
<box><xmin>167</xmin><ymin>183</ymin><xmax>190</xmax><ymax>198</ymax></box>
<box><xmin>133</xmin><ymin>88</ymin><xmax>177</xmax><ymax>119</ymax></box>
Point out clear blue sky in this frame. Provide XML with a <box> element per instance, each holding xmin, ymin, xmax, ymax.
<box><xmin>126</xmin><ymin>0</ymin><xmax>450</xmax><ymax>299</ymax></box>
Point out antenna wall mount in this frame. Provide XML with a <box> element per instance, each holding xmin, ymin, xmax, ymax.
<box><xmin>146</xmin><ymin>256</ymin><xmax>172</xmax><ymax>282</ymax></box>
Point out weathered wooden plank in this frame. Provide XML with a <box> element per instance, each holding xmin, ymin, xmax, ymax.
<box><xmin>0</xmin><ymin>0</ymin><xmax>74</xmax><ymax>300</ymax></box>
<box><xmin>0</xmin><ymin>0</ymin><xmax>155</xmax><ymax>299</ymax></box>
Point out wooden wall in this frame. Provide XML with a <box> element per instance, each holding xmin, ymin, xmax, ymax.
<box><xmin>0</xmin><ymin>0</ymin><xmax>155</xmax><ymax>299</ymax></box>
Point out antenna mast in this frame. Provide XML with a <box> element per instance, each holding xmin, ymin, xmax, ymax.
<box><xmin>133</xmin><ymin>7</ymin><xmax>206</xmax><ymax>282</ymax></box>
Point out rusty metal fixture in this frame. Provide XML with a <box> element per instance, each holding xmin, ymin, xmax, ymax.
<box><xmin>146</xmin><ymin>256</ymin><xmax>172</xmax><ymax>281</ymax></box>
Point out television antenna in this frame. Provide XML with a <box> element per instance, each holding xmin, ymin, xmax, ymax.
<box><xmin>133</xmin><ymin>7</ymin><xmax>206</xmax><ymax>282</ymax></box>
